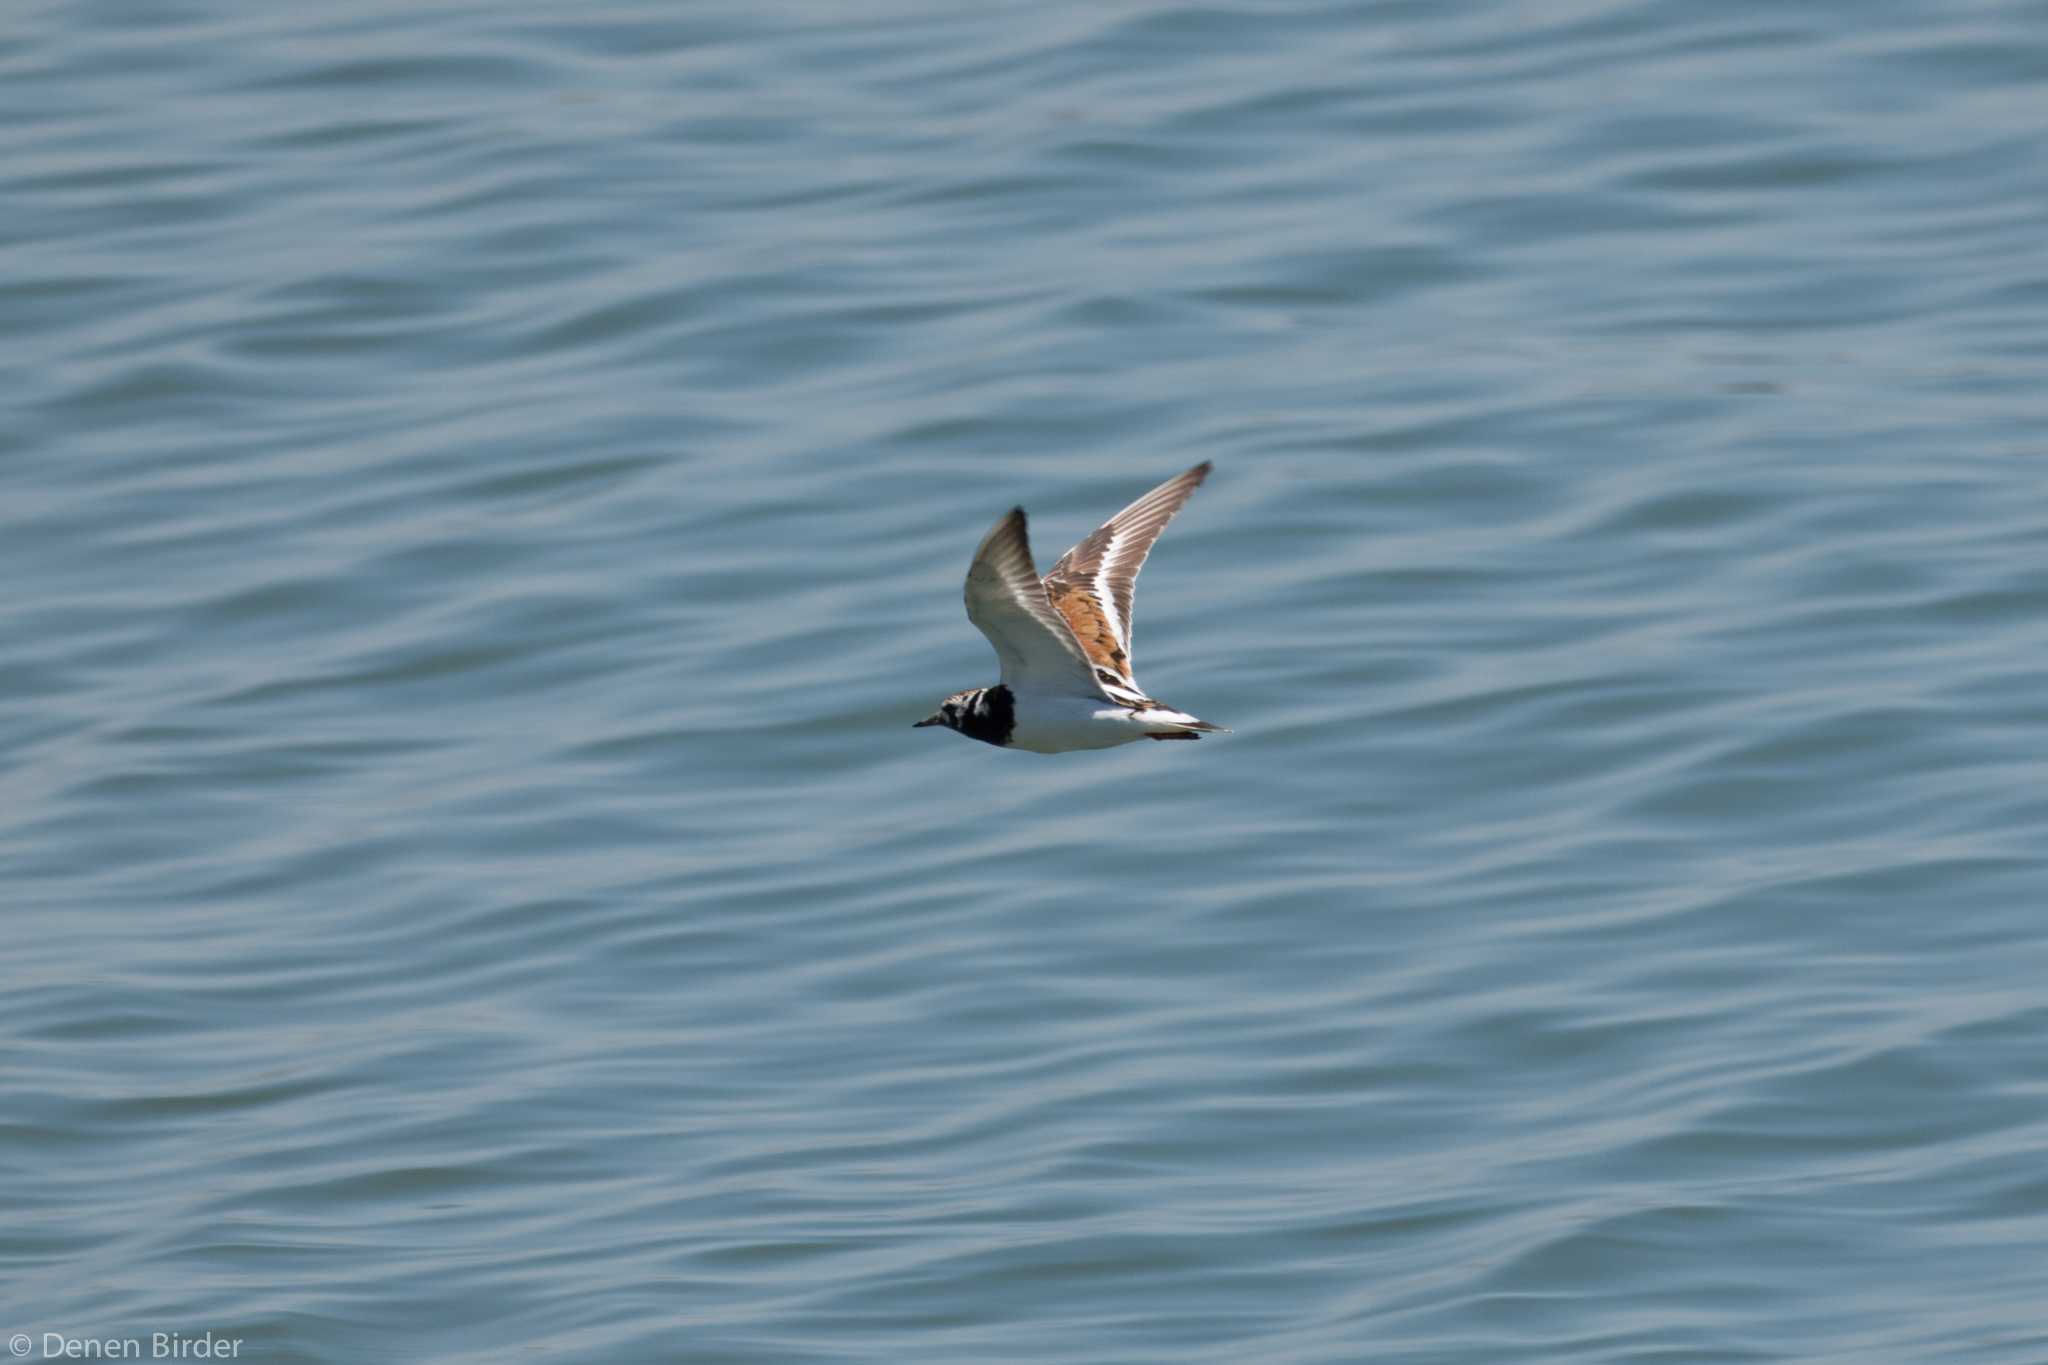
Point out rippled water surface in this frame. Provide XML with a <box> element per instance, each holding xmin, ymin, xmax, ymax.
<box><xmin>9</xmin><ymin>1</ymin><xmax>2048</xmax><ymax>1360</ymax></box>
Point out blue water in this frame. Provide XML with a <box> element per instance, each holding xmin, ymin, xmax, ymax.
<box><xmin>8</xmin><ymin>1</ymin><xmax>2048</xmax><ymax>1360</ymax></box>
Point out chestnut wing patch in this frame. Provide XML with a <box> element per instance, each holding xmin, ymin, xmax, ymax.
<box><xmin>1044</xmin><ymin>576</ymin><xmax>1134</xmax><ymax>682</ymax></box>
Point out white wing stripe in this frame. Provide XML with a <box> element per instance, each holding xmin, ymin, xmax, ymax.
<box><xmin>1091</xmin><ymin>524</ymin><xmax>1130</xmax><ymax>653</ymax></box>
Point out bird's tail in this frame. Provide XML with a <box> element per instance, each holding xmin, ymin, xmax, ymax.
<box><xmin>1140</xmin><ymin>709</ymin><xmax>1227</xmax><ymax>740</ymax></box>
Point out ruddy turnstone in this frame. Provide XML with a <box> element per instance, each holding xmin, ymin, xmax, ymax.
<box><xmin>915</xmin><ymin>462</ymin><xmax>1226</xmax><ymax>753</ymax></box>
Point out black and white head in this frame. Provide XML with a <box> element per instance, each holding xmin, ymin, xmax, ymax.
<box><xmin>913</xmin><ymin>684</ymin><xmax>1015</xmax><ymax>747</ymax></box>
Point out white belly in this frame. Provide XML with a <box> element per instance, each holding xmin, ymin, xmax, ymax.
<box><xmin>1006</xmin><ymin>693</ymin><xmax>1196</xmax><ymax>753</ymax></box>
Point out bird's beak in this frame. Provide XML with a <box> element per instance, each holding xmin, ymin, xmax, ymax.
<box><xmin>913</xmin><ymin>715</ymin><xmax>943</xmax><ymax>728</ymax></box>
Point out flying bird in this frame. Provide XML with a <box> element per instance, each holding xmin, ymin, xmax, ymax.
<box><xmin>915</xmin><ymin>462</ymin><xmax>1225</xmax><ymax>753</ymax></box>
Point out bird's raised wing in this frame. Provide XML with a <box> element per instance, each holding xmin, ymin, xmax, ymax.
<box><xmin>1041</xmin><ymin>462</ymin><xmax>1210</xmax><ymax>689</ymax></box>
<box><xmin>965</xmin><ymin>507</ymin><xmax>1109</xmax><ymax>698</ymax></box>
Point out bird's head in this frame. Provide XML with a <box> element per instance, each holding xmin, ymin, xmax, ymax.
<box><xmin>912</xmin><ymin>690</ymin><xmax>976</xmax><ymax>733</ymax></box>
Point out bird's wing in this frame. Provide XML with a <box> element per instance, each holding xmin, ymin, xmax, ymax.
<box><xmin>1041</xmin><ymin>461</ymin><xmax>1211</xmax><ymax>689</ymax></box>
<box><xmin>965</xmin><ymin>507</ymin><xmax>1109</xmax><ymax>697</ymax></box>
